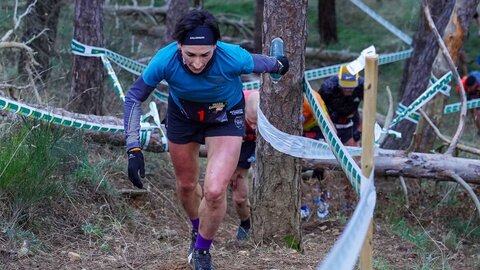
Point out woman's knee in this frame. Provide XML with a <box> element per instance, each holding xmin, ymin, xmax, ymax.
<box><xmin>233</xmin><ymin>191</ymin><xmax>248</xmax><ymax>206</ymax></box>
<box><xmin>176</xmin><ymin>178</ymin><xmax>198</xmax><ymax>194</ymax></box>
<box><xmin>204</xmin><ymin>185</ymin><xmax>226</xmax><ymax>205</ymax></box>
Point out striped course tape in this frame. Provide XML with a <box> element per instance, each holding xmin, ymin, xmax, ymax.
<box><xmin>395</xmin><ymin>103</ymin><xmax>420</xmax><ymax>124</ymax></box>
<box><xmin>0</xmin><ymin>95</ymin><xmax>157</xmax><ymax>147</ymax></box>
<box><xmin>99</xmin><ymin>54</ymin><xmax>167</xmax><ymax>148</ymax></box>
<box><xmin>303</xmin><ymin>80</ymin><xmax>366</xmax><ymax>194</ymax></box>
<box><xmin>257</xmin><ymin>104</ymin><xmax>363</xmax><ymax>160</ymax></box>
<box><xmin>72</xmin><ymin>39</ymin><xmax>412</xmax><ymax>92</ymax></box>
<box><xmin>444</xmin><ymin>98</ymin><xmax>480</xmax><ymax>114</ymax></box>
<box><xmin>101</xmin><ymin>55</ymin><xmax>125</xmax><ymax>103</ymax></box>
<box><xmin>350</xmin><ymin>0</ymin><xmax>412</xmax><ymax>45</ymax></box>
<box><xmin>389</xmin><ymin>72</ymin><xmax>453</xmax><ymax>128</ymax></box>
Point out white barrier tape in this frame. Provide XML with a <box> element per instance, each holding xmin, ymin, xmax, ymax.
<box><xmin>389</xmin><ymin>72</ymin><xmax>453</xmax><ymax>128</ymax></box>
<box><xmin>430</xmin><ymin>73</ymin><xmax>451</xmax><ymax>96</ymax></box>
<box><xmin>317</xmin><ymin>180</ymin><xmax>376</xmax><ymax>270</ymax></box>
<box><xmin>72</xmin><ymin>40</ymin><xmax>412</xmax><ymax>96</ymax></box>
<box><xmin>346</xmin><ymin>46</ymin><xmax>376</xmax><ymax>75</ymax></box>
<box><xmin>0</xmin><ymin>95</ymin><xmax>159</xmax><ymax>147</ymax></box>
<box><xmin>350</xmin><ymin>0</ymin><xmax>412</xmax><ymax>45</ymax></box>
<box><xmin>101</xmin><ymin>55</ymin><xmax>125</xmax><ymax>103</ymax></box>
<box><xmin>142</xmin><ymin>101</ymin><xmax>168</xmax><ymax>148</ymax></box>
<box><xmin>153</xmin><ymin>89</ymin><xmax>169</xmax><ymax>104</ymax></box>
<box><xmin>303</xmin><ymin>80</ymin><xmax>368</xmax><ymax>194</ymax></box>
<box><xmin>444</xmin><ymin>98</ymin><xmax>480</xmax><ymax>114</ymax></box>
<box><xmin>257</xmin><ymin>107</ymin><xmax>363</xmax><ymax>160</ymax></box>
<box><xmin>395</xmin><ymin>103</ymin><xmax>420</xmax><ymax>124</ymax></box>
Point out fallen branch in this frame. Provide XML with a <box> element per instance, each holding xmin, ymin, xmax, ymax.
<box><xmin>303</xmin><ymin>148</ymin><xmax>480</xmax><ymax>184</ymax></box>
<box><xmin>2</xmin><ymin>102</ymin><xmax>479</xmax><ymax>183</ymax></box>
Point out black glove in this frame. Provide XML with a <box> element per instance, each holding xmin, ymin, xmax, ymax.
<box><xmin>353</xmin><ymin>130</ymin><xmax>362</xmax><ymax>142</ymax></box>
<box><xmin>127</xmin><ymin>148</ymin><xmax>145</xmax><ymax>188</ymax></box>
<box><xmin>276</xmin><ymin>55</ymin><xmax>289</xmax><ymax>75</ymax></box>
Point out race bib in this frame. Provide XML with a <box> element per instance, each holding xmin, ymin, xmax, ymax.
<box><xmin>179</xmin><ymin>99</ymin><xmax>228</xmax><ymax>123</ymax></box>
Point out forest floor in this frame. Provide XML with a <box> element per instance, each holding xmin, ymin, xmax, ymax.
<box><xmin>0</xmin><ymin>144</ymin><xmax>479</xmax><ymax>270</ymax></box>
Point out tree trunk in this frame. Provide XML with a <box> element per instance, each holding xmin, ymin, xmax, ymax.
<box><xmin>318</xmin><ymin>0</ymin><xmax>338</xmax><ymax>45</ymax></box>
<box><xmin>161</xmin><ymin>0</ymin><xmax>189</xmax><ymax>47</ymax></box>
<box><xmin>69</xmin><ymin>0</ymin><xmax>104</xmax><ymax>115</ymax></box>
<box><xmin>414</xmin><ymin>0</ymin><xmax>480</xmax><ymax>152</ymax></box>
<box><xmin>19</xmin><ymin>0</ymin><xmax>62</xmax><ymax>83</ymax></box>
<box><xmin>381</xmin><ymin>0</ymin><xmax>455</xmax><ymax>150</ymax></box>
<box><xmin>252</xmin><ymin>0</ymin><xmax>307</xmax><ymax>248</ymax></box>
<box><xmin>253</xmin><ymin>0</ymin><xmax>264</xmax><ymax>53</ymax></box>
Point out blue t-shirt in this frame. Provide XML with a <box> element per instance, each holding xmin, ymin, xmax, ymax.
<box><xmin>142</xmin><ymin>41</ymin><xmax>254</xmax><ymax>109</ymax></box>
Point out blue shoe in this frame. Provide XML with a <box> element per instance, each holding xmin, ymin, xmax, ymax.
<box><xmin>187</xmin><ymin>230</ymin><xmax>197</xmax><ymax>267</ymax></box>
<box><xmin>193</xmin><ymin>249</ymin><xmax>215</xmax><ymax>270</ymax></box>
<box><xmin>236</xmin><ymin>226</ymin><xmax>250</xmax><ymax>241</ymax></box>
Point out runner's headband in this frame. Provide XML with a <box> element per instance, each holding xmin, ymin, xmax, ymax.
<box><xmin>183</xmin><ymin>26</ymin><xmax>215</xmax><ymax>45</ymax></box>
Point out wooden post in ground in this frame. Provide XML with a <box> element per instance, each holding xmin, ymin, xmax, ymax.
<box><xmin>360</xmin><ymin>55</ymin><xmax>378</xmax><ymax>269</ymax></box>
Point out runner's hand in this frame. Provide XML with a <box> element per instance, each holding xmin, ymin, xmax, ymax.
<box><xmin>127</xmin><ymin>148</ymin><xmax>145</xmax><ymax>188</ymax></box>
<box><xmin>276</xmin><ymin>56</ymin><xmax>289</xmax><ymax>75</ymax></box>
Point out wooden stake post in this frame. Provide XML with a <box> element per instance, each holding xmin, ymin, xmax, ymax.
<box><xmin>360</xmin><ymin>55</ymin><xmax>379</xmax><ymax>270</ymax></box>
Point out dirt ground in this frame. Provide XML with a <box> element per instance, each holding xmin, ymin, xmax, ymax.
<box><xmin>1</xmin><ymin>146</ymin><xmax>479</xmax><ymax>270</ymax></box>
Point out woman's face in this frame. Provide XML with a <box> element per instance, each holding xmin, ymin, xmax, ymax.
<box><xmin>178</xmin><ymin>43</ymin><xmax>216</xmax><ymax>74</ymax></box>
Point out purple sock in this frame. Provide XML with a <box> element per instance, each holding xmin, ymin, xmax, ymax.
<box><xmin>191</xmin><ymin>218</ymin><xmax>199</xmax><ymax>231</ymax></box>
<box><xmin>194</xmin><ymin>232</ymin><xmax>213</xmax><ymax>251</ymax></box>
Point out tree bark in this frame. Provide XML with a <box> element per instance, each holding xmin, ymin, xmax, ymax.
<box><xmin>414</xmin><ymin>0</ymin><xmax>480</xmax><ymax>152</ymax></box>
<box><xmin>161</xmin><ymin>0</ymin><xmax>189</xmax><ymax>47</ymax></box>
<box><xmin>253</xmin><ymin>0</ymin><xmax>264</xmax><ymax>53</ymax></box>
<box><xmin>382</xmin><ymin>0</ymin><xmax>455</xmax><ymax>150</ymax></box>
<box><xmin>318</xmin><ymin>0</ymin><xmax>338</xmax><ymax>45</ymax></box>
<box><xmin>69</xmin><ymin>0</ymin><xmax>105</xmax><ymax>115</ymax></box>
<box><xmin>252</xmin><ymin>0</ymin><xmax>307</xmax><ymax>248</ymax></box>
<box><xmin>19</xmin><ymin>0</ymin><xmax>62</xmax><ymax>83</ymax></box>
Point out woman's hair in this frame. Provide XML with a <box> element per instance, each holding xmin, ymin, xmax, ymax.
<box><xmin>172</xmin><ymin>9</ymin><xmax>221</xmax><ymax>44</ymax></box>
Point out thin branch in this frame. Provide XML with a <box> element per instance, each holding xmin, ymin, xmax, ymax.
<box><xmin>421</xmin><ymin>0</ymin><xmax>467</xmax><ymax>156</ymax></box>
<box><xmin>0</xmin><ymin>83</ymin><xmax>31</xmax><ymax>90</ymax></box>
<box><xmin>444</xmin><ymin>170</ymin><xmax>480</xmax><ymax>217</ymax></box>
<box><xmin>15</xmin><ymin>0</ymin><xmax>38</xmax><ymax>30</ymax></box>
<box><xmin>399</xmin><ymin>176</ymin><xmax>409</xmax><ymax>208</ymax></box>
<box><xmin>378</xmin><ymin>86</ymin><xmax>394</xmax><ymax>144</ymax></box>
<box><xmin>419</xmin><ymin>109</ymin><xmax>480</xmax><ymax>155</ymax></box>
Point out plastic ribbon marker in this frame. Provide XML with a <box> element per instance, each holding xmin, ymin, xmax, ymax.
<box><xmin>389</xmin><ymin>71</ymin><xmax>453</xmax><ymax>128</ymax></box>
<box><xmin>444</xmin><ymin>98</ymin><xmax>480</xmax><ymax>114</ymax></box>
<box><xmin>350</xmin><ymin>0</ymin><xmax>413</xmax><ymax>45</ymax></box>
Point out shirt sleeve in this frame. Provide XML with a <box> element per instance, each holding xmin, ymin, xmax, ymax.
<box><xmin>251</xmin><ymin>54</ymin><xmax>281</xmax><ymax>73</ymax></box>
<box><xmin>124</xmin><ymin>75</ymin><xmax>154</xmax><ymax>150</ymax></box>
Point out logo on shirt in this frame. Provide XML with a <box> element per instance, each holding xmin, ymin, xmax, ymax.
<box><xmin>229</xmin><ymin>109</ymin><xmax>244</xmax><ymax>116</ymax></box>
<box><xmin>208</xmin><ymin>102</ymin><xmax>226</xmax><ymax>111</ymax></box>
<box><xmin>234</xmin><ymin>116</ymin><xmax>245</xmax><ymax>129</ymax></box>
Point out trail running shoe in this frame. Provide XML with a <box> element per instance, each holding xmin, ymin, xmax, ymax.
<box><xmin>187</xmin><ymin>230</ymin><xmax>197</xmax><ymax>267</ymax></box>
<box><xmin>236</xmin><ymin>226</ymin><xmax>250</xmax><ymax>241</ymax></box>
<box><xmin>192</xmin><ymin>249</ymin><xmax>215</xmax><ymax>270</ymax></box>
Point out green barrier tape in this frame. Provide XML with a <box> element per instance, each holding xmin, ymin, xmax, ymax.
<box><xmin>350</xmin><ymin>0</ymin><xmax>412</xmax><ymax>45</ymax></box>
<box><xmin>444</xmin><ymin>98</ymin><xmax>480</xmax><ymax>114</ymax></box>
<box><xmin>303</xmin><ymin>80</ymin><xmax>365</xmax><ymax>194</ymax></box>
<box><xmin>389</xmin><ymin>72</ymin><xmax>453</xmax><ymax>128</ymax></box>
<box><xmin>72</xmin><ymin>40</ymin><xmax>412</xmax><ymax>94</ymax></box>
<box><xmin>396</xmin><ymin>103</ymin><xmax>419</xmax><ymax>123</ymax></box>
<box><xmin>0</xmin><ymin>95</ymin><xmax>157</xmax><ymax>147</ymax></box>
<box><xmin>101</xmin><ymin>55</ymin><xmax>125</xmax><ymax>103</ymax></box>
